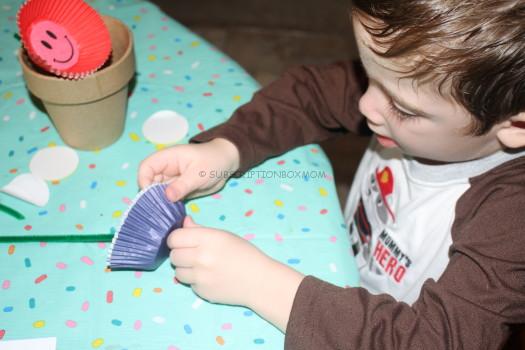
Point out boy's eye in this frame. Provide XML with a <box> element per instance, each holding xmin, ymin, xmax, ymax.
<box><xmin>387</xmin><ymin>100</ymin><xmax>419</xmax><ymax>121</ymax></box>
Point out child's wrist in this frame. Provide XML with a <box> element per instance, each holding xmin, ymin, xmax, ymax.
<box><xmin>211</xmin><ymin>138</ymin><xmax>241</xmax><ymax>173</ymax></box>
<box><xmin>246</xmin><ymin>259</ymin><xmax>305</xmax><ymax>331</ymax></box>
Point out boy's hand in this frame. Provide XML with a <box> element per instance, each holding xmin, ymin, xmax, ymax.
<box><xmin>168</xmin><ymin>216</ymin><xmax>305</xmax><ymax>331</ymax></box>
<box><xmin>138</xmin><ymin>138</ymin><xmax>240</xmax><ymax>201</ymax></box>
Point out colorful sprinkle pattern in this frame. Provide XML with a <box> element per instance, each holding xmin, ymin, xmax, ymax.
<box><xmin>0</xmin><ymin>0</ymin><xmax>359</xmax><ymax>347</ymax></box>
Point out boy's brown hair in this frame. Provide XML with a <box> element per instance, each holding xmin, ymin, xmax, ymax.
<box><xmin>352</xmin><ymin>0</ymin><xmax>525</xmax><ymax>135</ymax></box>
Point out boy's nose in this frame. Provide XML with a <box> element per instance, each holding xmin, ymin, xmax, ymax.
<box><xmin>358</xmin><ymin>92</ymin><xmax>384</xmax><ymax>127</ymax></box>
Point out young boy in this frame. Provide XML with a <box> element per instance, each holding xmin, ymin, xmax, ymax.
<box><xmin>138</xmin><ymin>0</ymin><xmax>525</xmax><ymax>348</ymax></box>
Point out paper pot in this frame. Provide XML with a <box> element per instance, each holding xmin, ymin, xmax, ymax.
<box><xmin>18</xmin><ymin>15</ymin><xmax>136</xmax><ymax>150</ymax></box>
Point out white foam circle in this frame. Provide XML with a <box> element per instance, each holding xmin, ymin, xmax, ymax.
<box><xmin>29</xmin><ymin>146</ymin><xmax>79</xmax><ymax>181</ymax></box>
<box><xmin>142</xmin><ymin>110</ymin><xmax>189</xmax><ymax>144</ymax></box>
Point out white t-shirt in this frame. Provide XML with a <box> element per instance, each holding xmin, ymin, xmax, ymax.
<box><xmin>344</xmin><ymin>138</ymin><xmax>525</xmax><ymax>303</ymax></box>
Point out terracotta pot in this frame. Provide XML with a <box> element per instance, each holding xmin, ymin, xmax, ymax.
<box><xmin>18</xmin><ymin>15</ymin><xmax>136</xmax><ymax>150</ymax></box>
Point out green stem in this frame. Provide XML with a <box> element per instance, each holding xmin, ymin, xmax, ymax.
<box><xmin>0</xmin><ymin>203</ymin><xmax>25</xmax><ymax>220</ymax></box>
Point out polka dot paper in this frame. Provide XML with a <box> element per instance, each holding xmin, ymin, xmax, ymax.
<box><xmin>0</xmin><ymin>0</ymin><xmax>258</xmax><ymax>240</ymax></box>
<box><xmin>0</xmin><ymin>0</ymin><xmax>359</xmax><ymax>348</ymax></box>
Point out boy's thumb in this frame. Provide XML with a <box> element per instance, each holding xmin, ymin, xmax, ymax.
<box><xmin>183</xmin><ymin>215</ymin><xmax>200</xmax><ymax>228</ymax></box>
<box><xmin>165</xmin><ymin>176</ymin><xmax>192</xmax><ymax>202</ymax></box>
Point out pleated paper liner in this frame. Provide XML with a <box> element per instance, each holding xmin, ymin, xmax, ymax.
<box><xmin>107</xmin><ymin>183</ymin><xmax>186</xmax><ymax>271</ymax></box>
<box><xmin>17</xmin><ymin>0</ymin><xmax>111</xmax><ymax>79</ymax></box>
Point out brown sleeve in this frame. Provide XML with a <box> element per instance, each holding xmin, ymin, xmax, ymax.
<box><xmin>285</xmin><ymin>158</ymin><xmax>525</xmax><ymax>350</ymax></box>
<box><xmin>190</xmin><ymin>61</ymin><xmax>367</xmax><ymax>173</ymax></box>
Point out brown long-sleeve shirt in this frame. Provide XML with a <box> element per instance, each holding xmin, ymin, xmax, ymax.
<box><xmin>191</xmin><ymin>62</ymin><xmax>525</xmax><ymax>349</ymax></box>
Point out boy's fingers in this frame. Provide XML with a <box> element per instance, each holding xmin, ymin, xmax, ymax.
<box><xmin>137</xmin><ymin>163</ymin><xmax>155</xmax><ymax>189</ymax></box>
<box><xmin>167</xmin><ymin>229</ymin><xmax>200</xmax><ymax>249</ymax></box>
<box><xmin>165</xmin><ymin>173</ymin><xmax>196</xmax><ymax>201</ymax></box>
<box><xmin>183</xmin><ymin>216</ymin><xmax>201</xmax><ymax>228</ymax></box>
<box><xmin>137</xmin><ymin>150</ymin><xmax>182</xmax><ymax>189</ymax></box>
<box><xmin>169</xmin><ymin>248</ymin><xmax>196</xmax><ymax>268</ymax></box>
<box><xmin>138</xmin><ymin>159</ymin><xmax>170</xmax><ymax>189</ymax></box>
<box><xmin>173</xmin><ymin>267</ymin><xmax>196</xmax><ymax>285</ymax></box>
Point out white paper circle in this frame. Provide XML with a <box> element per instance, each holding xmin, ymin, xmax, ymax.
<box><xmin>29</xmin><ymin>146</ymin><xmax>79</xmax><ymax>181</ymax></box>
<box><xmin>142</xmin><ymin>110</ymin><xmax>189</xmax><ymax>144</ymax></box>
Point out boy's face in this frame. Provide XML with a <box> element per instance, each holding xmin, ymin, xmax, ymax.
<box><xmin>353</xmin><ymin>16</ymin><xmax>505</xmax><ymax>163</ymax></box>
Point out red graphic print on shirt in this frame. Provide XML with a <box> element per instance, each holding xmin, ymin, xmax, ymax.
<box><xmin>375</xmin><ymin>167</ymin><xmax>395</xmax><ymax>223</ymax></box>
<box><xmin>349</xmin><ymin>165</ymin><xmax>410</xmax><ymax>283</ymax></box>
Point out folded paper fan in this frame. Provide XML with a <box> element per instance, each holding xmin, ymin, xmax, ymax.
<box><xmin>17</xmin><ymin>0</ymin><xmax>111</xmax><ymax>79</ymax></box>
<box><xmin>107</xmin><ymin>184</ymin><xmax>186</xmax><ymax>271</ymax></box>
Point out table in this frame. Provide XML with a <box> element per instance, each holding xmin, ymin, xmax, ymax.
<box><xmin>0</xmin><ymin>0</ymin><xmax>359</xmax><ymax>348</ymax></box>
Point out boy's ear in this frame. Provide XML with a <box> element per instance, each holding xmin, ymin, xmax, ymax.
<box><xmin>496</xmin><ymin>112</ymin><xmax>525</xmax><ymax>149</ymax></box>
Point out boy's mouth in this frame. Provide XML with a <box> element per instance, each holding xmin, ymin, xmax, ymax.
<box><xmin>512</xmin><ymin>120</ymin><xmax>525</xmax><ymax>129</ymax></box>
<box><xmin>376</xmin><ymin>134</ymin><xmax>399</xmax><ymax>148</ymax></box>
